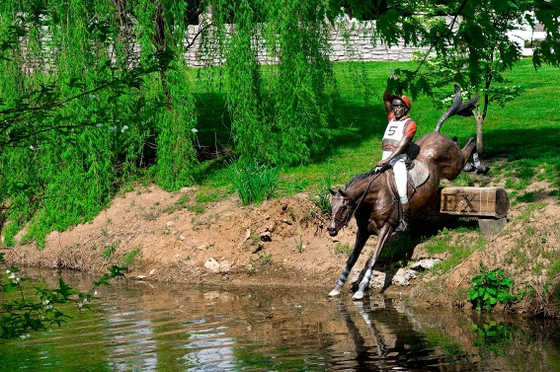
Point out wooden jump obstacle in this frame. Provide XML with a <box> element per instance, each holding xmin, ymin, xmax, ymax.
<box><xmin>428</xmin><ymin>187</ymin><xmax>510</xmax><ymax>237</ymax></box>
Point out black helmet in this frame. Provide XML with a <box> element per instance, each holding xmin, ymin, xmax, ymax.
<box><xmin>391</xmin><ymin>96</ymin><xmax>411</xmax><ymax>109</ymax></box>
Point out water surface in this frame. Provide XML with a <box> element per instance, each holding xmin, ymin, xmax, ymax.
<box><xmin>2</xmin><ymin>272</ymin><xmax>560</xmax><ymax>371</ymax></box>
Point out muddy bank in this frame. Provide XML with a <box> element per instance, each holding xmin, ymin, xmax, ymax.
<box><xmin>4</xmin><ymin>183</ymin><xmax>560</xmax><ymax>315</ymax></box>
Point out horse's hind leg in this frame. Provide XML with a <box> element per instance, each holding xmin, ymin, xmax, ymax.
<box><xmin>461</xmin><ymin>137</ymin><xmax>476</xmax><ymax>166</ymax></box>
<box><xmin>461</xmin><ymin>139</ymin><xmax>490</xmax><ymax>174</ymax></box>
<box><xmin>352</xmin><ymin>224</ymin><xmax>393</xmax><ymax>300</ymax></box>
<box><xmin>329</xmin><ymin>229</ymin><xmax>370</xmax><ymax>297</ymax></box>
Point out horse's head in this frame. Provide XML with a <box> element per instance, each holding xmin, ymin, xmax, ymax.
<box><xmin>327</xmin><ymin>189</ymin><xmax>354</xmax><ymax>237</ymax></box>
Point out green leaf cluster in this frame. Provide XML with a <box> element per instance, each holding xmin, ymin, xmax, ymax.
<box><xmin>469</xmin><ymin>318</ymin><xmax>513</xmax><ymax>356</ymax></box>
<box><xmin>0</xmin><ymin>0</ymin><xmax>198</xmax><ymax>246</ymax></box>
<box><xmin>467</xmin><ymin>266</ymin><xmax>518</xmax><ymax>312</ymax></box>
<box><xmin>209</xmin><ymin>0</ymin><xmax>338</xmax><ymax>165</ymax></box>
<box><xmin>0</xmin><ymin>253</ymin><xmax>125</xmax><ymax>339</ymax></box>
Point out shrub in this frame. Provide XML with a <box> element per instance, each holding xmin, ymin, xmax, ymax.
<box><xmin>310</xmin><ymin>175</ymin><xmax>333</xmax><ymax>217</ymax></box>
<box><xmin>467</xmin><ymin>266</ymin><xmax>518</xmax><ymax>311</ymax></box>
<box><xmin>229</xmin><ymin>159</ymin><xmax>278</xmax><ymax>205</ymax></box>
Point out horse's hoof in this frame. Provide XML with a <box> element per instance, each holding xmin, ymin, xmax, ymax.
<box><xmin>328</xmin><ymin>288</ymin><xmax>341</xmax><ymax>297</ymax></box>
<box><xmin>476</xmin><ymin>165</ymin><xmax>490</xmax><ymax>174</ymax></box>
<box><xmin>352</xmin><ymin>291</ymin><xmax>364</xmax><ymax>300</ymax></box>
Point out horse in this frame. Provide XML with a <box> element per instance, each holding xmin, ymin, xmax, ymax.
<box><xmin>327</xmin><ymin>86</ymin><xmax>482</xmax><ymax>300</ymax></box>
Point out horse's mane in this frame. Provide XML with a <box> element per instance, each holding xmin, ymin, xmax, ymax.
<box><xmin>345</xmin><ymin>168</ymin><xmax>378</xmax><ymax>189</ymax></box>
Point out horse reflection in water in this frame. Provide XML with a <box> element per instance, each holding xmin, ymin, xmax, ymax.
<box><xmin>327</xmin><ymin>86</ymin><xmax>485</xmax><ymax>300</ymax></box>
<box><xmin>331</xmin><ymin>297</ymin><xmax>472</xmax><ymax>369</ymax></box>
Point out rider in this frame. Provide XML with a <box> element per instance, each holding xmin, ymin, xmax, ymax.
<box><xmin>376</xmin><ymin>87</ymin><xmax>417</xmax><ymax>232</ymax></box>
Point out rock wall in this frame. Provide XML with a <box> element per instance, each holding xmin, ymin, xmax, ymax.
<box><xmin>183</xmin><ymin>20</ymin><xmax>422</xmax><ymax>67</ymax></box>
<box><xmin>183</xmin><ymin>16</ymin><xmax>541</xmax><ymax>67</ymax></box>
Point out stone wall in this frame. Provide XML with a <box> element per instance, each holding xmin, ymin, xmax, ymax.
<box><xmin>182</xmin><ymin>20</ymin><xmax>422</xmax><ymax>67</ymax></box>
<box><xmin>182</xmin><ymin>17</ymin><xmax>541</xmax><ymax>67</ymax></box>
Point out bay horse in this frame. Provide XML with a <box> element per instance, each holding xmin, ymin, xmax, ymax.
<box><xmin>327</xmin><ymin>86</ymin><xmax>481</xmax><ymax>300</ymax></box>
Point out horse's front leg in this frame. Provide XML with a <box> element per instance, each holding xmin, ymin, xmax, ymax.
<box><xmin>352</xmin><ymin>224</ymin><xmax>394</xmax><ymax>300</ymax></box>
<box><xmin>328</xmin><ymin>229</ymin><xmax>370</xmax><ymax>297</ymax></box>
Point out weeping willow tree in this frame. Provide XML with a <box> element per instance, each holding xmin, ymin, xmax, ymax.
<box><xmin>209</xmin><ymin>0</ymin><xmax>338</xmax><ymax>165</ymax></box>
<box><xmin>0</xmin><ymin>0</ymin><xmax>199</xmax><ymax>247</ymax></box>
<box><xmin>0</xmin><ymin>0</ymin><xmax>339</xmax><ymax>246</ymax></box>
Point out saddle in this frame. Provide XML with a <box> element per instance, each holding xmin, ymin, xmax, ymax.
<box><xmin>384</xmin><ymin>159</ymin><xmax>430</xmax><ymax>201</ymax></box>
<box><xmin>407</xmin><ymin>159</ymin><xmax>430</xmax><ymax>188</ymax></box>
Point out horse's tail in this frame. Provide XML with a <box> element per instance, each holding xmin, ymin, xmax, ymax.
<box><xmin>434</xmin><ymin>85</ymin><xmax>480</xmax><ymax>132</ymax></box>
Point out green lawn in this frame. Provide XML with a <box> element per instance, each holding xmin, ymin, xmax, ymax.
<box><xmin>192</xmin><ymin>58</ymin><xmax>560</xmax><ymax>198</ymax></box>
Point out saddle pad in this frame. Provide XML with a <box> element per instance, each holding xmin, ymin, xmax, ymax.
<box><xmin>409</xmin><ymin>160</ymin><xmax>429</xmax><ymax>187</ymax></box>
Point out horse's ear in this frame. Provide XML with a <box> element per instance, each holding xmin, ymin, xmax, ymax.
<box><xmin>329</xmin><ymin>188</ymin><xmax>336</xmax><ymax>196</ymax></box>
<box><xmin>338</xmin><ymin>189</ymin><xmax>346</xmax><ymax>197</ymax></box>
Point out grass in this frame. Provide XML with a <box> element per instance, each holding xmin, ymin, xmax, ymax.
<box><xmin>188</xmin><ymin>58</ymin><xmax>560</xmax><ymax>280</ymax></box>
<box><xmin>191</xmin><ymin>58</ymin><xmax>560</xmax><ymax>197</ymax></box>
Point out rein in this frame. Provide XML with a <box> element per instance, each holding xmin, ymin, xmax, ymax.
<box><xmin>334</xmin><ymin>172</ymin><xmax>380</xmax><ymax>228</ymax></box>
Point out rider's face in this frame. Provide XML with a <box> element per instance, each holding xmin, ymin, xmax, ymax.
<box><xmin>392</xmin><ymin>104</ymin><xmax>407</xmax><ymax>119</ymax></box>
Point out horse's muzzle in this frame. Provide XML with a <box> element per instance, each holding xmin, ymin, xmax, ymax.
<box><xmin>327</xmin><ymin>226</ymin><xmax>338</xmax><ymax>237</ymax></box>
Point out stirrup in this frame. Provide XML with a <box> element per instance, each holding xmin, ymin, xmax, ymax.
<box><xmin>396</xmin><ymin>205</ymin><xmax>410</xmax><ymax>232</ymax></box>
<box><xmin>396</xmin><ymin>219</ymin><xmax>408</xmax><ymax>232</ymax></box>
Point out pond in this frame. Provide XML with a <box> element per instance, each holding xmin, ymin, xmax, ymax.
<box><xmin>2</xmin><ymin>271</ymin><xmax>560</xmax><ymax>371</ymax></box>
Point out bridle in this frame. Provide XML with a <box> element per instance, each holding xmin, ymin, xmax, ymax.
<box><xmin>331</xmin><ymin>172</ymin><xmax>380</xmax><ymax>228</ymax></box>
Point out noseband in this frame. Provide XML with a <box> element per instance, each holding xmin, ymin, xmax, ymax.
<box><xmin>332</xmin><ymin>172</ymin><xmax>380</xmax><ymax>228</ymax></box>
<box><xmin>331</xmin><ymin>196</ymin><xmax>354</xmax><ymax>228</ymax></box>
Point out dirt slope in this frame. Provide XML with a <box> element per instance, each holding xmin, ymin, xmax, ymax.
<box><xmin>4</xmin><ymin>182</ymin><xmax>560</xmax><ymax>315</ymax></box>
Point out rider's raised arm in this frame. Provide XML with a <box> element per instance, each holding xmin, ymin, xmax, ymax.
<box><xmin>383</xmin><ymin>88</ymin><xmax>393</xmax><ymax>114</ymax></box>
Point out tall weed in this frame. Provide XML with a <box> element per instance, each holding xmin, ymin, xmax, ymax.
<box><xmin>310</xmin><ymin>174</ymin><xmax>333</xmax><ymax>217</ymax></box>
<box><xmin>229</xmin><ymin>159</ymin><xmax>278</xmax><ymax>205</ymax></box>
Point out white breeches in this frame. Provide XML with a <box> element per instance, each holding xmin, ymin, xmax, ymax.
<box><xmin>382</xmin><ymin>151</ymin><xmax>408</xmax><ymax>204</ymax></box>
<box><xmin>393</xmin><ymin>159</ymin><xmax>408</xmax><ymax>204</ymax></box>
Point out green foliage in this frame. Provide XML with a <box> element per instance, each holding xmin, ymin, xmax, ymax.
<box><xmin>211</xmin><ymin>0</ymin><xmax>338</xmax><ymax>165</ymax></box>
<box><xmin>0</xmin><ymin>0</ymin><xmax>200</xmax><ymax>246</ymax></box>
<box><xmin>309</xmin><ymin>174</ymin><xmax>333</xmax><ymax>217</ymax></box>
<box><xmin>467</xmin><ymin>266</ymin><xmax>518</xmax><ymax>312</ymax></box>
<box><xmin>228</xmin><ymin>159</ymin><xmax>278</xmax><ymax>205</ymax></box>
<box><xmin>334</xmin><ymin>242</ymin><xmax>352</xmax><ymax>255</ymax></box>
<box><xmin>0</xmin><ymin>0</ymin><xmax>558</xmax><ymax>273</ymax></box>
<box><xmin>103</xmin><ymin>245</ymin><xmax>117</xmax><ymax>260</ymax></box>
<box><xmin>419</xmin><ymin>223</ymin><xmax>485</xmax><ymax>274</ymax></box>
<box><xmin>326</xmin><ymin>1</ymin><xmax>560</xmax><ymax>156</ymax></box>
<box><xmin>424</xmin><ymin>328</ymin><xmax>464</xmax><ymax>357</ymax></box>
<box><xmin>187</xmin><ymin>205</ymin><xmax>205</xmax><ymax>214</ymax></box>
<box><xmin>469</xmin><ymin>318</ymin><xmax>514</xmax><ymax>357</ymax></box>
<box><xmin>294</xmin><ymin>235</ymin><xmax>304</xmax><ymax>253</ymax></box>
<box><xmin>122</xmin><ymin>248</ymin><xmax>141</xmax><ymax>267</ymax></box>
<box><xmin>0</xmin><ymin>253</ymin><xmax>125</xmax><ymax>339</ymax></box>
<box><xmin>151</xmin><ymin>66</ymin><xmax>199</xmax><ymax>191</ymax></box>
<box><xmin>328</xmin><ymin>0</ymin><xmax>560</xmax><ymax>96</ymax></box>
<box><xmin>379</xmin><ymin>233</ymin><xmax>413</xmax><ymax>264</ymax></box>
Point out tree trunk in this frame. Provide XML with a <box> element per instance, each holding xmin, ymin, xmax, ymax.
<box><xmin>474</xmin><ymin>106</ymin><xmax>484</xmax><ymax>154</ymax></box>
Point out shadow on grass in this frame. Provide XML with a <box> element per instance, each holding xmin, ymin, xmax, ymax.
<box><xmin>192</xmin><ymin>91</ymin><xmax>388</xmax><ymax>181</ymax></box>
<box><xmin>323</xmin><ymin>100</ymin><xmax>387</xmax><ymax>152</ymax></box>
<box><xmin>193</xmin><ymin>92</ymin><xmax>231</xmax><ymax>147</ymax></box>
<box><xmin>481</xmin><ymin>127</ymin><xmax>560</xmax><ymax>162</ymax></box>
<box><xmin>375</xmin><ymin>216</ymin><xmax>480</xmax><ymax>268</ymax></box>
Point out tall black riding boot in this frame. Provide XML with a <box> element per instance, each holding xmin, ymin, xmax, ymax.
<box><xmin>396</xmin><ymin>202</ymin><xmax>410</xmax><ymax>232</ymax></box>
